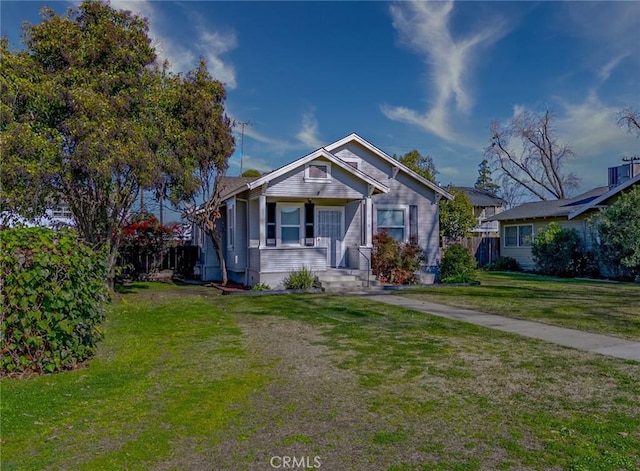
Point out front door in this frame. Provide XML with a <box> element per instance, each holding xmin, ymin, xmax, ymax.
<box><xmin>316</xmin><ymin>207</ymin><xmax>344</xmax><ymax>267</ymax></box>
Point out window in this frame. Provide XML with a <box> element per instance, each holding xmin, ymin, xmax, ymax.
<box><xmin>280</xmin><ymin>205</ymin><xmax>302</xmax><ymax>245</ymax></box>
<box><xmin>227</xmin><ymin>203</ymin><xmax>235</xmax><ymax>249</ymax></box>
<box><xmin>304</xmin><ymin>162</ymin><xmax>331</xmax><ymax>182</ymax></box>
<box><xmin>377</xmin><ymin>208</ymin><xmax>406</xmax><ymax>242</ymax></box>
<box><xmin>342</xmin><ymin>158</ymin><xmax>360</xmax><ymax>170</ymax></box>
<box><xmin>51</xmin><ymin>205</ymin><xmax>72</xmax><ymax>218</ymax></box>
<box><xmin>504</xmin><ymin>224</ymin><xmax>533</xmax><ymax>247</ymax></box>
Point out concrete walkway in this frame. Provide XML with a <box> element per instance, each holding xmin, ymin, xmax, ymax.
<box><xmin>362</xmin><ymin>294</ymin><xmax>640</xmax><ymax>362</ymax></box>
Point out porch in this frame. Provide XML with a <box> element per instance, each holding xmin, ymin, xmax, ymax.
<box><xmin>246</xmin><ymin>245</ymin><xmax>373</xmax><ymax>288</ymax></box>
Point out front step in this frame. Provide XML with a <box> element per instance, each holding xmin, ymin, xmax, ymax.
<box><xmin>316</xmin><ymin>271</ymin><xmax>380</xmax><ymax>291</ymax></box>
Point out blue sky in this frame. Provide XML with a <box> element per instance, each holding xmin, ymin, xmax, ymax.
<box><xmin>2</xmin><ymin>1</ymin><xmax>639</xmax><ymax>198</ymax></box>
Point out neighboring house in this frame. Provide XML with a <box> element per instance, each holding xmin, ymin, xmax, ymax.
<box><xmin>456</xmin><ymin>187</ymin><xmax>506</xmax><ymax>236</ymax></box>
<box><xmin>0</xmin><ymin>203</ymin><xmax>75</xmax><ymax>229</ymax></box>
<box><xmin>193</xmin><ymin>133</ymin><xmax>453</xmax><ymax>288</ymax></box>
<box><xmin>486</xmin><ymin>165</ymin><xmax>639</xmax><ymax>271</ymax></box>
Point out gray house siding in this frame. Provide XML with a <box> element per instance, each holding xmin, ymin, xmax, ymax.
<box><xmin>334</xmin><ymin>143</ymin><xmax>440</xmax><ymax>267</ymax></box>
<box><xmin>265</xmin><ymin>158</ymin><xmax>369</xmax><ymax>200</ymax></box>
<box><xmin>500</xmin><ymin>217</ymin><xmax>594</xmax><ymax>271</ymax></box>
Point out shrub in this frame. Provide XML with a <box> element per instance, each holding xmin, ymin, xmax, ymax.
<box><xmin>372</xmin><ymin>232</ymin><xmax>426</xmax><ymax>285</ymax></box>
<box><xmin>440</xmin><ymin>244</ymin><xmax>477</xmax><ymax>283</ymax></box>
<box><xmin>593</xmin><ymin>186</ymin><xmax>640</xmax><ymax>281</ymax></box>
<box><xmin>251</xmin><ymin>282</ymin><xmax>271</xmax><ymax>291</ymax></box>
<box><xmin>532</xmin><ymin>223</ymin><xmax>598</xmax><ymax>278</ymax></box>
<box><xmin>117</xmin><ymin>213</ymin><xmax>178</xmax><ymax>280</ymax></box>
<box><xmin>283</xmin><ymin>266</ymin><xmax>319</xmax><ymax>290</ymax></box>
<box><xmin>1</xmin><ymin>227</ymin><xmax>108</xmax><ymax>375</ymax></box>
<box><xmin>486</xmin><ymin>256</ymin><xmax>521</xmax><ymax>272</ymax></box>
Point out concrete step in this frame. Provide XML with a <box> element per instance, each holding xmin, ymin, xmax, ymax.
<box><xmin>316</xmin><ymin>274</ymin><xmax>359</xmax><ymax>282</ymax></box>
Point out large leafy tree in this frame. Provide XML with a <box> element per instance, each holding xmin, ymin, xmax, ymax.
<box><xmin>395</xmin><ymin>149</ymin><xmax>438</xmax><ymax>182</ymax></box>
<box><xmin>594</xmin><ymin>186</ymin><xmax>640</xmax><ymax>281</ymax></box>
<box><xmin>486</xmin><ymin>109</ymin><xmax>579</xmax><ymax>200</ymax></box>
<box><xmin>1</xmin><ymin>1</ymin><xmax>234</xmax><ymax>288</ymax></box>
<box><xmin>1</xmin><ymin>2</ymin><xmax>159</xmax><ymax>288</ymax></box>
<box><xmin>439</xmin><ymin>187</ymin><xmax>476</xmax><ymax>240</ymax></box>
<box><xmin>163</xmin><ymin>60</ymin><xmax>235</xmax><ymax>285</ymax></box>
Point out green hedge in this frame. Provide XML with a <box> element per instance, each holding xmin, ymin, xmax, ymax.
<box><xmin>440</xmin><ymin>244</ymin><xmax>477</xmax><ymax>283</ymax></box>
<box><xmin>1</xmin><ymin>227</ymin><xmax>108</xmax><ymax>375</ymax></box>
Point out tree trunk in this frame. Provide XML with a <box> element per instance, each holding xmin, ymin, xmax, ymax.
<box><xmin>209</xmin><ymin>230</ymin><xmax>228</xmax><ymax>286</ymax></box>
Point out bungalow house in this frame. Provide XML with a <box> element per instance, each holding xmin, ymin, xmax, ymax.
<box><xmin>456</xmin><ymin>187</ymin><xmax>506</xmax><ymax>236</ymax></box>
<box><xmin>193</xmin><ymin>133</ymin><xmax>453</xmax><ymax>288</ymax></box>
<box><xmin>485</xmin><ymin>164</ymin><xmax>639</xmax><ymax>271</ymax></box>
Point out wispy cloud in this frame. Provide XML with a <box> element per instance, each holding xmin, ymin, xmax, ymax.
<box><xmin>296</xmin><ymin>110</ymin><xmax>323</xmax><ymax>149</ymax></box>
<box><xmin>110</xmin><ymin>0</ymin><xmax>237</xmax><ymax>88</ymax></box>
<box><xmin>556</xmin><ymin>91</ymin><xmax>637</xmax><ymax>161</ymax></box>
<box><xmin>562</xmin><ymin>2</ymin><xmax>640</xmax><ymax>86</ymax></box>
<box><xmin>382</xmin><ymin>0</ymin><xmax>508</xmax><ymax>142</ymax></box>
<box><xmin>232</xmin><ymin>109</ymin><xmax>324</xmax><ymax>162</ymax></box>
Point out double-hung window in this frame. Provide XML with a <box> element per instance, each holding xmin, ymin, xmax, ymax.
<box><xmin>504</xmin><ymin>224</ymin><xmax>533</xmax><ymax>247</ymax></box>
<box><xmin>377</xmin><ymin>208</ymin><xmax>406</xmax><ymax>242</ymax></box>
<box><xmin>279</xmin><ymin>204</ymin><xmax>303</xmax><ymax>245</ymax></box>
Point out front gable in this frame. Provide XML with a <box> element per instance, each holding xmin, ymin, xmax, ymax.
<box><xmin>325</xmin><ymin>133</ymin><xmax>453</xmax><ymax>202</ymax></box>
<box><xmin>246</xmin><ymin>148</ymin><xmax>389</xmax><ymax>199</ymax></box>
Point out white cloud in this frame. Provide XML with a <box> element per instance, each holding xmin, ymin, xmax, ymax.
<box><xmin>562</xmin><ymin>2</ymin><xmax>640</xmax><ymax>85</ymax></box>
<box><xmin>383</xmin><ymin>0</ymin><xmax>508</xmax><ymax>142</ymax></box>
<box><xmin>111</xmin><ymin>0</ymin><xmax>237</xmax><ymax>87</ymax></box>
<box><xmin>557</xmin><ymin>91</ymin><xmax>637</xmax><ymax>160</ymax></box>
<box><xmin>296</xmin><ymin>111</ymin><xmax>323</xmax><ymax>149</ymax></box>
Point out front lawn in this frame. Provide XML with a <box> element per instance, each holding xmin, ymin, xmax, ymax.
<box><xmin>2</xmin><ymin>282</ymin><xmax>639</xmax><ymax>470</ymax></box>
<box><xmin>399</xmin><ymin>272</ymin><xmax>640</xmax><ymax>340</ymax></box>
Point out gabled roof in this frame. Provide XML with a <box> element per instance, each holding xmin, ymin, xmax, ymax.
<box><xmin>486</xmin><ymin>186</ymin><xmax>608</xmax><ymax>222</ymax></box>
<box><xmin>325</xmin><ymin>133</ymin><xmax>454</xmax><ymax>200</ymax></box>
<box><xmin>568</xmin><ymin>173</ymin><xmax>640</xmax><ymax>220</ymax></box>
<box><xmin>220</xmin><ymin>147</ymin><xmax>390</xmax><ymax>201</ymax></box>
<box><xmin>219</xmin><ymin>176</ymin><xmax>260</xmax><ymax>200</ymax></box>
<box><xmin>456</xmin><ymin>187</ymin><xmax>507</xmax><ymax>207</ymax></box>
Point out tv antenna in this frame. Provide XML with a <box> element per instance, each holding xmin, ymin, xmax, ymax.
<box><xmin>233</xmin><ymin>120</ymin><xmax>253</xmax><ymax>172</ymax></box>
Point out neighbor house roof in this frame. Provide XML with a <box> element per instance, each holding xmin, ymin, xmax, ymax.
<box><xmin>456</xmin><ymin>187</ymin><xmax>507</xmax><ymax>207</ymax></box>
<box><xmin>325</xmin><ymin>133</ymin><xmax>453</xmax><ymax>200</ymax></box>
<box><xmin>219</xmin><ymin>176</ymin><xmax>260</xmax><ymax>200</ymax></box>
<box><xmin>568</xmin><ymin>174</ymin><xmax>640</xmax><ymax>220</ymax></box>
<box><xmin>486</xmin><ymin>186</ymin><xmax>608</xmax><ymax>222</ymax></box>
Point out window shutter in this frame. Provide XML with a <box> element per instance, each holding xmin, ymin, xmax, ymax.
<box><xmin>266</xmin><ymin>202</ymin><xmax>276</xmax><ymax>246</ymax></box>
<box><xmin>305</xmin><ymin>203</ymin><xmax>315</xmax><ymax>246</ymax></box>
<box><xmin>409</xmin><ymin>205</ymin><xmax>418</xmax><ymax>240</ymax></box>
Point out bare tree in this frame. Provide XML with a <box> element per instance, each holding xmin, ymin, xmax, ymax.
<box><xmin>618</xmin><ymin>107</ymin><xmax>640</xmax><ymax>137</ymax></box>
<box><xmin>486</xmin><ymin>109</ymin><xmax>579</xmax><ymax>200</ymax></box>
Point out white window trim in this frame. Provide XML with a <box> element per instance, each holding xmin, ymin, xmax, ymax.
<box><xmin>504</xmin><ymin>224</ymin><xmax>533</xmax><ymax>247</ymax></box>
<box><xmin>304</xmin><ymin>162</ymin><xmax>332</xmax><ymax>183</ymax></box>
<box><xmin>277</xmin><ymin>203</ymin><xmax>304</xmax><ymax>246</ymax></box>
<box><xmin>226</xmin><ymin>200</ymin><xmax>235</xmax><ymax>250</ymax></box>
<box><xmin>375</xmin><ymin>205</ymin><xmax>409</xmax><ymax>242</ymax></box>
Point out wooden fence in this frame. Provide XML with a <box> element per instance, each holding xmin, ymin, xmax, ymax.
<box><xmin>442</xmin><ymin>237</ymin><xmax>500</xmax><ymax>267</ymax></box>
<box><xmin>118</xmin><ymin>245</ymin><xmax>200</xmax><ymax>279</ymax></box>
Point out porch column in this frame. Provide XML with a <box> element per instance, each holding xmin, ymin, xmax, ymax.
<box><xmin>364</xmin><ymin>196</ymin><xmax>373</xmax><ymax>246</ymax></box>
<box><xmin>259</xmin><ymin>195</ymin><xmax>266</xmax><ymax>247</ymax></box>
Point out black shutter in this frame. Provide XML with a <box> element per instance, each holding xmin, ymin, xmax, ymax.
<box><xmin>305</xmin><ymin>203</ymin><xmax>315</xmax><ymax>246</ymax></box>
<box><xmin>409</xmin><ymin>205</ymin><xmax>418</xmax><ymax>241</ymax></box>
<box><xmin>267</xmin><ymin>202</ymin><xmax>276</xmax><ymax>246</ymax></box>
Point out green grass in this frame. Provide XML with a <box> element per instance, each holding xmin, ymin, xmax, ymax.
<box><xmin>399</xmin><ymin>272</ymin><xmax>640</xmax><ymax>339</ymax></box>
<box><xmin>2</xmin><ymin>281</ymin><xmax>639</xmax><ymax>470</ymax></box>
<box><xmin>1</xmin><ymin>283</ymin><xmax>269</xmax><ymax>471</ymax></box>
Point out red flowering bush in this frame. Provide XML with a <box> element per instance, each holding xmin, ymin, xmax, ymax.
<box><xmin>372</xmin><ymin>232</ymin><xmax>425</xmax><ymax>285</ymax></box>
<box><xmin>118</xmin><ymin>213</ymin><xmax>178</xmax><ymax>279</ymax></box>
